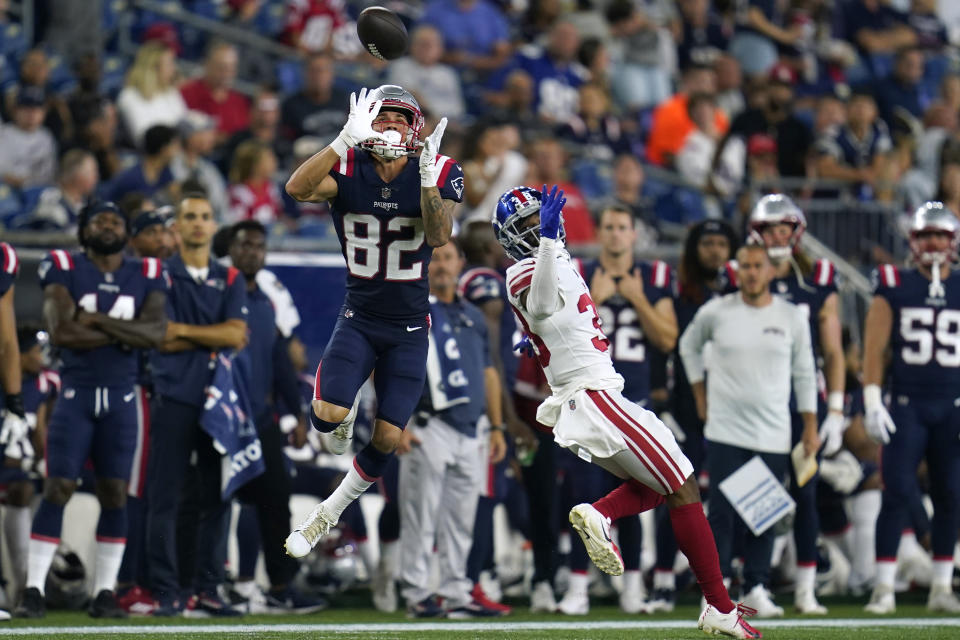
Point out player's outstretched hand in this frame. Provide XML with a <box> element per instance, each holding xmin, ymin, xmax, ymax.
<box><xmin>337</xmin><ymin>87</ymin><xmax>388</xmax><ymax>151</ymax></box>
<box><xmin>863</xmin><ymin>384</ymin><xmax>895</xmax><ymax>445</ymax></box>
<box><xmin>819</xmin><ymin>411</ymin><xmax>845</xmax><ymax>456</ymax></box>
<box><xmin>539</xmin><ymin>184</ymin><xmax>566</xmax><ymax>240</ymax></box>
<box><xmin>514</xmin><ymin>335</ymin><xmax>535</xmax><ymax>359</ymax></box>
<box><xmin>419</xmin><ymin>117</ymin><xmax>448</xmax><ymax>187</ymax></box>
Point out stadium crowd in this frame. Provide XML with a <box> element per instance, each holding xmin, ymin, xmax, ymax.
<box><xmin>0</xmin><ymin>0</ymin><xmax>958</xmax><ymax>628</ymax></box>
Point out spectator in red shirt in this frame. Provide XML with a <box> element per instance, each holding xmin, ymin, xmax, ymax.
<box><xmin>180</xmin><ymin>41</ymin><xmax>250</xmax><ymax>141</ymax></box>
<box><xmin>525</xmin><ymin>137</ymin><xmax>595</xmax><ymax>246</ymax></box>
<box><xmin>228</xmin><ymin>140</ymin><xmax>283</xmax><ymax>225</ymax></box>
<box><xmin>282</xmin><ymin>0</ymin><xmax>348</xmax><ymax>54</ymax></box>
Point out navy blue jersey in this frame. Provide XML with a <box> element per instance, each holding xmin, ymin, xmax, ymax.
<box><xmin>769</xmin><ymin>259</ymin><xmax>838</xmax><ymax>358</ymax></box>
<box><xmin>580</xmin><ymin>259</ymin><xmax>672</xmax><ymax>403</ymax></box>
<box><xmin>458</xmin><ymin>264</ymin><xmax>519</xmax><ymax>390</ymax></box>
<box><xmin>151</xmin><ymin>254</ymin><xmax>248</xmax><ymax>407</ymax></box>
<box><xmin>0</xmin><ymin>242</ymin><xmax>18</xmax><ymax>297</ymax></box>
<box><xmin>873</xmin><ymin>265</ymin><xmax>960</xmax><ymax>398</ymax></box>
<box><xmin>236</xmin><ymin>284</ymin><xmax>276</xmax><ymax>419</ymax></box>
<box><xmin>39</xmin><ymin>250</ymin><xmax>168</xmax><ymax>388</ymax></box>
<box><xmin>328</xmin><ymin>147</ymin><xmax>464</xmax><ymax>322</ymax></box>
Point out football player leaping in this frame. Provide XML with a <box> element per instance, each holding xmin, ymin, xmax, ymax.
<box><xmin>283</xmin><ymin>85</ymin><xmax>463</xmax><ymax>557</ymax></box>
<box><xmin>862</xmin><ymin>202</ymin><xmax>960</xmax><ymax>614</ymax></box>
<box><xmin>493</xmin><ymin>185</ymin><xmax>760</xmax><ymax>639</ymax></box>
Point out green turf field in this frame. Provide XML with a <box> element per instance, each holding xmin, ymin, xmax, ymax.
<box><xmin>4</xmin><ymin>598</ymin><xmax>959</xmax><ymax>639</ymax></box>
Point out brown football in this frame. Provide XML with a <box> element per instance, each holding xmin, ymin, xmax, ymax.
<box><xmin>356</xmin><ymin>6</ymin><xmax>408</xmax><ymax>61</ymax></box>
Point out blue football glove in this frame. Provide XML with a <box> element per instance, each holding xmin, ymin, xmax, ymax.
<box><xmin>514</xmin><ymin>335</ymin><xmax>535</xmax><ymax>359</ymax></box>
<box><xmin>538</xmin><ymin>184</ymin><xmax>566</xmax><ymax>240</ymax></box>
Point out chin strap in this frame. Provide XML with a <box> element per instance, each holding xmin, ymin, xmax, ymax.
<box><xmin>929</xmin><ymin>259</ymin><xmax>946</xmax><ymax>298</ymax></box>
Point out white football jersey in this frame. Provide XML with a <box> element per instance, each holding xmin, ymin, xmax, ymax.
<box><xmin>506</xmin><ymin>251</ymin><xmax>620</xmax><ymax>392</ymax></box>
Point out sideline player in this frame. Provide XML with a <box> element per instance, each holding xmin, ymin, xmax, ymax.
<box><xmin>746</xmin><ymin>194</ymin><xmax>845</xmax><ymax>615</ymax></box>
<box><xmin>284</xmin><ymin>85</ymin><xmax>463</xmax><ymax>557</ymax></box>
<box><xmin>16</xmin><ymin>202</ymin><xmax>169</xmax><ymax>618</ymax></box>
<box><xmin>493</xmin><ymin>185</ymin><xmax>759</xmax><ymax>639</ymax></box>
<box><xmin>862</xmin><ymin>202</ymin><xmax>960</xmax><ymax>614</ymax></box>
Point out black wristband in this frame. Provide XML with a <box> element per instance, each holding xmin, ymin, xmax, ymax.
<box><xmin>491</xmin><ymin>424</ymin><xmax>506</xmax><ymax>432</ymax></box>
<box><xmin>5</xmin><ymin>392</ymin><xmax>25</xmax><ymax>418</ymax></box>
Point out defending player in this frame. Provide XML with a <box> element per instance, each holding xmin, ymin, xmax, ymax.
<box><xmin>493</xmin><ymin>185</ymin><xmax>760</xmax><ymax>639</ymax></box>
<box><xmin>862</xmin><ymin>202</ymin><xmax>960</xmax><ymax>614</ymax></box>
<box><xmin>284</xmin><ymin>85</ymin><xmax>463</xmax><ymax>557</ymax></box>
<box><xmin>746</xmin><ymin>194</ymin><xmax>845</xmax><ymax>615</ymax></box>
<box><xmin>16</xmin><ymin>202</ymin><xmax>169</xmax><ymax>619</ymax></box>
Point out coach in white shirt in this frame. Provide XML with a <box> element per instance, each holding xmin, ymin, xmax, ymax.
<box><xmin>679</xmin><ymin>243</ymin><xmax>819</xmax><ymax>617</ymax></box>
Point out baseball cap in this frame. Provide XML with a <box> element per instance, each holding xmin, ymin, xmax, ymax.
<box><xmin>17</xmin><ymin>86</ymin><xmax>46</xmax><ymax>108</ymax></box>
<box><xmin>131</xmin><ymin>208</ymin><xmax>170</xmax><ymax>237</ymax></box>
<box><xmin>178</xmin><ymin>110</ymin><xmax>215</xmax><ymax>138</ymax></box>
<box><xmin>143</xmin><ymin>22</ymin><xmax>182</xmax><ymax>55</ymax></box>
<box><xmin>769</xmin><ymin>63</ymin><xmax>797</xmax><ymax>86</ymax></box>
<box><xmin>748</xmin><ymin>133</ymin><xmax>778</xmax><ymax>156</ymax></box>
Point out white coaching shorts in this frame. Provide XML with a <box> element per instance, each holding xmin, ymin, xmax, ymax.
<box><xmin>552</xmin><ymin>387</ymin><xmax>693</xmax><ymax>495</ymax></box>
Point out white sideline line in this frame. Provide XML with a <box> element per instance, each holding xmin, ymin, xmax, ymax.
<box><xmin>5</xmin><ymin>618</ymin><xmax>960</xmax><ymax>635</ymax></box>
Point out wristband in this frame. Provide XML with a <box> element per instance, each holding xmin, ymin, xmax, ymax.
<box><xmin>330</xmin><ymin>134</ymin><xmax>350</xmax><ymax>158</ymax></box>
<box><xmin>490</xmin><ymin>424</ymin><xmax>506</xmax><ymax>433</ymax></box>
<box><xmin>4</xmin><ymin>393</ymin><xmax>24</xmax><ymax>418</ymax></box>
<box><xmin>863</xmin><ymin>384</ymin><xmax>882</xmax><ymax>410</ymax></box>
<box><xmin>827</xmin><ymin>391</ymin><xmax>844</xmax><ymax>413</ymax></box>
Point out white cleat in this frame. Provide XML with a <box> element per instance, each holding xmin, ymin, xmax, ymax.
<box><xmin>927</xmin><ymin>585</ymin><xmax>960</xmax><ymax>613</ymax></box>
<box><xmin>284</xmin><ymin>503</ymin><xmax>337</xmax><ymax>558</ymax></box>
<box><xmin>740</xmin><ymin>585</ymin><xmax>783</xmax><ymax>618</ymax></box>
<box><xmin>794</xmin><ymin>588</ymin><xmax>827</xmax><ymax>615</ymax></box>
<box><xmin>864</xmin><ymin>584</ymin><xmax>896</xmax><ymax>614</ymax></box>
<box><xmin>529</xmin><ymin>581</ymin><xmax>557</xmax><ymax>613</ymax></box>
<box><xmin>320</xmin><ymin>396</ymin><xmax>359</xmax><ymax>455</ymax></box>
<box><xmin>619</xmin><ymin>587</ymin><xmax>649</xmax><ymax>614</ymax></box>
<box><xmin>372</xmin><ymin>573</ymin><xmax>397</xmax><ymax>613</ymax></box>
<box><xmin>557</xmin><ymin>588</ymin><xmax>589</xmax><ymax>616</ymax></box>
<box><xmin>698</xmin><ymin>604</ymin><xmax>762</xmax><ymax>639</ymax></box>
<box><xmin>569</xmin><ymin>503</ymin><xmax>624</xmax><ymax>577</ymax></box>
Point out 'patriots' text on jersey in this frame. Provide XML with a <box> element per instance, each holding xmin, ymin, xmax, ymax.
<box><xmin>329</xmin><ymin>147</ymin><xmax>464</xmax><ymax>321</ymax></box>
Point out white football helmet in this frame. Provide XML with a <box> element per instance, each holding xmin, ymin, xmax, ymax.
<box><xmin>361</xmin><ymin>84</ymin><xmax>424</xmax><ymax>160</ymax></box>
<box><xmin>747</xmin><ymin>193</ymin><xmax>807</xmax><ymax>262</ymax></box>
<box><xmin>909</xmin><ymin>201</ymin><xmax>960</xmax><ymax>266</ymax></box>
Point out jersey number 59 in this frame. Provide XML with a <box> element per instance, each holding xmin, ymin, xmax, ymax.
<box><xmin>900</xmin><ymin>307</ymin><xmax>960</xmax><ymax>367</ymax></box>
<box><xmin>343</xmin><ymin>214</ymin><xmax>424</xmax><ymax>281</ymax></box>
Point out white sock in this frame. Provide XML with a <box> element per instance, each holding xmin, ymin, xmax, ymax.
<box><xmin>876</xmin><ymin>560</ymin><xmax>897</xmax><ymax>589</ymax></box>
<box><xmin>848</xmin><ymin>490</ymin><xmax>881</xmax><ymax>585</ymax></box>
<box><xmin>322</xmin><ymin>465</ymin><xmax>373</xmax><ymax>521</ymax></box>
<box><xmin>378</xmin><ymin>540</ymin><xmax>398</xmax><ymax>579</ymax></box>
<box><xmin>567</xmin><ymin>571</ymin><xmax>589</xmax><ymax>596</ymax></box>
<box><xmin>898</xmin><ymin>529</ymin><xmax>922</xmax><ymax>558</ymax></box>
<box><xmin>932</xmin><ymin>559</ymin><xmax>954</xmax><ymax>590</ymax></box>
<box><xmin>4</xmin><ymin>506</ymin><xmax>31</xmax><ymax>590</ymax></box>
<box><xmin>93</xmin><ymin>540</ymin><xmax>126</xmax><ymax>594</ymax></box>
<box><xmin>653</xmin><ymin>569</ymin><xmax>676</xmax><ymax>591</ymax></box>
<box><xmin>356</xmin><ymin>538</ymin><xmax>376</xmax><ymax>577</ymax></box>
<box><xmin>622</xmin><ymin>569</ymin><xmax>642</xmax><ymax>595</ymax></box>
<box><xmin>795</xmin><ymin>564</ymin><xmax>817</xmax><ymax>593</ymax></box>
<box><xmin>26</xmin><ymin>537</ymin><xmax>59</xmax><ymax>594</ymax></box>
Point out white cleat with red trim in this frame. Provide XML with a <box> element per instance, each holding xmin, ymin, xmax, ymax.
<box><xmin>569</xmin><ymin>503</ymin><xmax>624</xmax><ymax>576</ymax></box>
<box><xmin>698</xmin><ymin>603</ymin><xmax>762</xmax><ymax>639</ymax></box>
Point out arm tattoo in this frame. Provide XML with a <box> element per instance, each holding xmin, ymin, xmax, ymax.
<box><xmin>421</xmin><ymin>186</ymin><xmax>452</xmax><ymax>247</ymax></box>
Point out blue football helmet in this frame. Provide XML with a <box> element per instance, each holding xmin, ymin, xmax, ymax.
<box><xmin>492</xmin><ymin>186</ymin><xmax>565</xmax><ymax>260</ymax></box>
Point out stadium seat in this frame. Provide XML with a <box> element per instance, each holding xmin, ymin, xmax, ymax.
<box><xmin>255</xmin><ymin>0</ymin><xmax>288</xmax><ymax>38</ymax></box>
<box><xmin>276</xmin><ymin>59</ymin><xmax>304</xmax><ymax>96</ymax></box>
<box><xmin>100</xmin><ymin>55</ymin><xmax>129</xmax><ymax>99</ymax></box>
<box><xmin>0</xmin><ymin>22</ymin><xmax>27</xmax><ymax>59</ymax></box>
<box><xmin>45</xmin><ymin>51</ymin><xmax>77</xmax><ymax>94</ymax></box>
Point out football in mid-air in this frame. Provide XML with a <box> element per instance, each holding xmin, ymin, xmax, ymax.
<box><xmin>356</xmin><ymin>6</ymin><xmax>408</xmax><ymax>61</ymax></box>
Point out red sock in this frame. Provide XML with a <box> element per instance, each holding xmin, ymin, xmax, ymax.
<box><xmin>592</xmin><ymin>479</ymin><xmax>665</xmax><ymax>520</ymax></box>
<box><xmin>669</xmin><ymin>502</ymin><xmax>735</xmax><ymax>614</ymax></box>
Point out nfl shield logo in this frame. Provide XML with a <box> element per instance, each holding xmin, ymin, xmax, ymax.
<box><xmin>381</xmin><ymin>187</ymin><xmax>391</xmax><ymax>199</ymax></box>
<box><xmin>568</xmin><ymin>399</ymin><xmax>576</xmax><ymax>410</ymax></box>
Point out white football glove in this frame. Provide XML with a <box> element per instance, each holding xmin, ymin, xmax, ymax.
<box><xmin>330</xmin><ymin>87</ymin><xmax>389</xmax><ymax>157</ymax></box>
<box><xmin>863</xmin><ymin>384</ymin><xmax>896</xmax><ymax>445</ymax></box>
<box><xmin>818</xmin><ymin>450</ymin><xmax>864</xmax><ymax>495</ymax></box>
<box><xmin>819</xmin><ymin>411</ymin><xmax>845</xmax><ymax>456</ymax></box>
<box><xmin>418</xmin><ymin>117</ymin><xmax>448</xmax><ymax>188</ymax></box>
<box><xmin>0</xmin><ymin>411</ymin><xmax>28</xmax><ymax>450</ymax></box>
